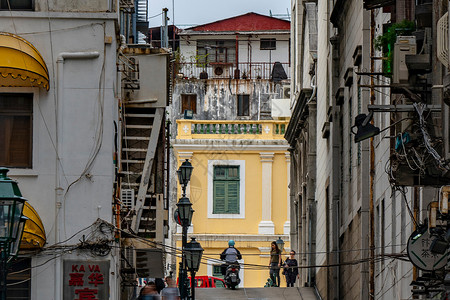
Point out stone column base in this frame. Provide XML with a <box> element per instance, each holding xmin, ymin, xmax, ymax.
<box><xmin>258</xmin><ymin>221</ymin><xmax>275</xmax><ymax>234</ymax></box>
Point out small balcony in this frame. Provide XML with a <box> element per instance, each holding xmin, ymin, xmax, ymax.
<box><xmin>176</xmin><ymin>119</ymin><xmax>289</xmax><ymax>140</ymax></box>
<box><xmin>175</xmin><ymin>62</ymin><xmax>290</xmax><ymax>80</ymax></box>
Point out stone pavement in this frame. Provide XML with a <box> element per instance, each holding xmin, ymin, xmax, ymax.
<box><xmin>195</xmin><ymin>287</ymin><xmax>318</xmax><ymax>299</ymax></box>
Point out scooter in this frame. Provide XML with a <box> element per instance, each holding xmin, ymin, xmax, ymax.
<box><xmin>224</xmin><ymin>263</ymin><xmax>240</xmax><ymax>289</ymax></box>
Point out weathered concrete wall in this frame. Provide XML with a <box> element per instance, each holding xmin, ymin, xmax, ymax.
<box><xmin>173</xmin><ymin>78</ymin><xmax>286</xmax><ymax>122</ymax></box>
<box><xmin>35</xmin><ymin>0</ymin><xmax>114</xmax><ymax>12</ymax></box>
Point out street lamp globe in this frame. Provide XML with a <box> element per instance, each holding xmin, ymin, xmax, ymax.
<box><xmin>276</xmin><ymin>237</ymin><xmax>285</xmax><ymax>252</ymax></box>
<box><xmin>0</xmin><ymin>168</ymin><xmax>27</xmax><ymax>248</ymax></box>
<box><xmin>185</xmin><ymin>237</ymin><xmax>204</xmax><ymax>272</ymax></box>
<box><xmin>177</xmin><ymin>159</ymin><xmax>193</xmax><ymax>186</ymax></box>
<box><xmin>176</xmin><ymin>196</ymin><xmax>193</xmax><ymax>227</ymax></box>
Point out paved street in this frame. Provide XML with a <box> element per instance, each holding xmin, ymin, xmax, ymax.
<box><xmin>195</xmin><ymin>287</ymin><xmax>318</xmax><ymax>299</ymax></box>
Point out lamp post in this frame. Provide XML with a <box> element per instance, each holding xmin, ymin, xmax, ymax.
<box><xmin>276</xmin><ymin>237</ymin><xmax>285</xmax><ymax>252</ymax></box>
<box><xmin>185</xmin><ymin>237</ymin><xmax>203</xmax><ymax>300</ymax></box>
<box><xmin>177</xmin><ymin>160</ymin><xmax>194</xmax><ymax>300</ymax></box>
<box><xmin>0</xmin><ymin>168</ymin><xmax>27</xmax><ymax>300</ymax></box>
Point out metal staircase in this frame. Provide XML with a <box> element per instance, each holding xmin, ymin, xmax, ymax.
<box><xmin>120</xmin><ymin>107</ymin><xmax>165</xmax><ymax>238</ymax></box>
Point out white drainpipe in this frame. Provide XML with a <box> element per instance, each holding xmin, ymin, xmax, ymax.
<box><xmin>54</xmin><ymin>51</ymin><xmax>100</xmax><ymax>300</ymax></box>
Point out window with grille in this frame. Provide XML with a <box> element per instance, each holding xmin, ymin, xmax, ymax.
<box><xmin>237</xmin><ymin>95</ymin><xmax>250</xmax><ymax>116</ymax></box>
<box><xmin>0</xmin><ymin>93</ymin><xmax>33</xmax><ymax>168</ymax></box>
<box><xmin>213</xmin><ymin>166</ymin><xmax>239</xmax><ymax>214</ymax></box>
<box><xmin>181</xmin><ymin>94</ymin><xmax>197</xmax><ymax>114</ymax></box>
<box><xmin>197</xmin><ymin>40</ymin><xmax>236</xmax><ymax>64</ymax></box>
<box><xmin>260</xmin><ymin>38</ymin><xmax>276</xmax><ymax>50</ymax></box>
<box><xmin>0</xmin><ymin>0</ymin><xmax>33</xmax><ymax>10</ymax></box>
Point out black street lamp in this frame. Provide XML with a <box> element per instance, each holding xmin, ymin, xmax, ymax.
<box><xmin>185</xmin><ymin>237</ymin><xmax>204</xmax><ymax>300</ymax></box>
<box><xmin>0</xmin><ymin>168</ymin><xmax>27</xmax><ymax>300</ymax></box>
<box><xmin>276</xmin><ymin>237</ymin><xmax>285</xmax><ymax>252</ymax></box>
<box><xmin>177</xmin><ymin>160</ymin><xmax>194</xmax><ymax>300</ymax></box>
<box><xmin>177</xmin><ymin>159</ymin><xmax>193</xmax><ymax>197</ymax></box>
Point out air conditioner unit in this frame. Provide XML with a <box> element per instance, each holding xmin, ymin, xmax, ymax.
<box><xmin>121</xmin><ymin>189</ymin><xmax>135</xmax><ymax>209</ymax></box>
<box><xmin>437</xmin><ymin>12</ymin><xmax>449</xmax><ymax>67</ymax></box>
<box><xmin>213</xmin><ymin>65</ymin><xmax>230</xmax><ymax>77</ymax></box>
<box><xmin>282</xmin><ymin>85</ymin><xmax>291</xmax><ymax>99</ymax></box>
<box><xmin>122</xmin><ymin>245</ymin><xmax>135</xmax><ymax>270</ymax></box>
<box><xmin>393</xmin><ymin>36</ymin><xmax>416</xmax><ymax>84</ymax></box>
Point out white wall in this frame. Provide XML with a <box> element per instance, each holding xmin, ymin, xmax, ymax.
<box><xmin>0</xmin><ymin>14</ymin><xmax>120</xmax><ymax>300</ymax></box>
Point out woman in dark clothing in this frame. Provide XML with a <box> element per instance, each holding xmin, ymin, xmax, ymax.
<box><xmin>269</xmin><ymin>241</ymin><xmax>282</xmax><ymax>287</ymax></box>
<box><xmin>284</xmin><ymin>250</ymin><xmax>299</xmax><ymax>287</ymax></box>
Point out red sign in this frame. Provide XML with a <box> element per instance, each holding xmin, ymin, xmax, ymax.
<box><xmin>64</xmin><ymin>260</ymin><xmax>109</xmax><ymax>300</ymax></box>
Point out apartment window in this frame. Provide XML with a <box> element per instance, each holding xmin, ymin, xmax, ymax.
<box><xmin>213</xmin><ymin>166</ymin><xmax>239</xmax><ymax>214</ymax></box>
<box><xmin>0</xmin><ymin>0</ymin><xmax>33</xmax><ymax>10</ymax></box>
<box><xmin>260</xmin><ymin>38</ymin><xmax>276</xmax><ymax>50</ymax></box>
<box><xmin>212</xmin><ymin>265</ymin><xmax>224</xmax><ymax>279</ymax></box>
<box><xmin>237</xmin><ymin>95</ymin><xmax>249</xmax><ymax>116</ymax></box>
<box><xmin>181</xmin><ymin>94</ymin><xmax>197</xmax><ymax>114</ymax></box>
<box><xmin>197</xmin><ymin>40</ymin><xmax>236</xmax><ymax>64</ymax></box>
<box><xmin>7</xmin><ymin>258</ymin><xmax>31</xmax><ymax>300</ymax></box>
<box><xmin>0</xmin><ymin>93</ymin><xmax>33</xmax><ymax>168</ymax></box>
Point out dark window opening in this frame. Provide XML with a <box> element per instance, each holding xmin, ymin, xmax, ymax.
<box><xmin>0</xmin><ymin>0</ymin><xmax>33</xmax><ymax>10</ymax></box>
<box><xmin>7</xmin><ymin>257</ymin><xmax>31</xmax><ymax>300</ymax></box>
<box><xmin>181</xmin><ymin>94</ymin><xmax>197</xmax><ymax>114</ymax></box>
<box><xmin>0</xmin><ymin>93</ymin><xmax>33</xmax><ymax>168</ymax></box>
<box><xmin>260</xmin><ymin>38</ymin><xmax>276</xmax><ymax>50</ymax></box>
<box><xmin>237</xmin><ymin>95</ymin><xmax>249</xmax><ymax>117</ymax></box>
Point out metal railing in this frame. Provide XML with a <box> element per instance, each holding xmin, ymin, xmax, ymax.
<box><xmin>175</xmin><ymin>62</ymin><xmax>290</xmax><ymax>80</ymax></box>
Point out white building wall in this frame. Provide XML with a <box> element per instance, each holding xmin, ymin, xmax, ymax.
<box><xmin>0</xmin><ymin>12</ymin><xmax>119</xmax><ymax>300</ymax></box>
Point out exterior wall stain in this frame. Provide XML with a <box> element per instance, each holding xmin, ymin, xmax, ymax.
<box><xmin>173</xmin><ymin>78</ymin><xmax>285</xmax><ymax>125</ymax></box>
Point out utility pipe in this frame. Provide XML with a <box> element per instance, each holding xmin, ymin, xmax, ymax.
<box><xmin>54</xmin><ymin>51</ymin><xmax>100</xmax><ymax>300</ymax></box>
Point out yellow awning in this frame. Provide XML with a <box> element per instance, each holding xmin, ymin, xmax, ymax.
<box><xmin>0</xmin><ymin>32</ymin><xmax>49</xmax><ymax>90</ymax></box>
<box><xmin>21</xmin><ymin>202</ymin><xmax>46</xmax><ymax>249</ymax></box>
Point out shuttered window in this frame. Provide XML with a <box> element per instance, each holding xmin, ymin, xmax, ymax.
<box><xmin>0</xmin><ymin>93</ymin><xmax>33</xmax><ymax>168</ymax></box>
<box><xmin>181</xmin><ymin>94</ymin><xmax>197</xmax><ymax>114</ymax></box>
<box><xmin>213</xmin><ymin>166</ymin><xmax>240</xmax><ymax>214</ymax></box>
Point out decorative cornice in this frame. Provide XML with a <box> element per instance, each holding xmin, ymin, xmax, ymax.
<box><xmin>285</xmin><ymin>88</ymin><xmax>314</xmax><ymax>145</ymax></box>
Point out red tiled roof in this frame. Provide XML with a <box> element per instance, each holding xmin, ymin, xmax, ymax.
<box><xmin>187</xmin><ymin>12</ymin><xmax>290</xmax><ymax>32</ymax></box>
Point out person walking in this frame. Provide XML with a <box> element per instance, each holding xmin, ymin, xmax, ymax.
<box><xmin>160</xmin><ymin>276</ymin><xmax>180</xmax><ymax>300</ymax></box>
<box><xmin>268</xmin><ymin>241</ymin><xmax>282</xmax><ymax>287</ymax></box>
<box><xmin>138</xmin><ymin>282</ymin><xmax>160</xmax><ymax>300</ymax></box>
<box><xmin>284</xmin><ymin>250</ymin><xmax>299</xmax><ymax>287</ymax></box>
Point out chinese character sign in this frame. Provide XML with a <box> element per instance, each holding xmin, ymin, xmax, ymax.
<box><xmin>64</xmin><ymin>260</ymin><xmax>109</xmax><ymax>300</ymax></box>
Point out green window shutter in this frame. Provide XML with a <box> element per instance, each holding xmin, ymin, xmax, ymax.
<box><xmin>213</xmin><ymin>181</ymin><xmax>226</xmax><ymax>213</ymax></box>
<box><xmin>225</xmin><ymin>181</ymin><xmax>239</xmax><ymax>213</ymax></box>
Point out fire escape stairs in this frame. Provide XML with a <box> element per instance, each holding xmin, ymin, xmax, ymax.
<box><xmin>121</xmin><ymin>107</ymin><xmax>164</xmax><ymax>238</ymax></box>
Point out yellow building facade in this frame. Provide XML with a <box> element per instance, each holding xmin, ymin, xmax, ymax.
<box><xmin>174</xmin><ymin>119</ymin><xmax>291</xmax><ymax>288</ymax></box>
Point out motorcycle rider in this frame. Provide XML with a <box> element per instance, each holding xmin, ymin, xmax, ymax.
<box><xmin>220</xmin><ymin>240</ymin><xmax>242</xmax><ymax>277</ymax></box>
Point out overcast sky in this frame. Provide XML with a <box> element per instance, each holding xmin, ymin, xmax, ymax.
<box><xmin>148</xmin><ymin>0</ymin><xmax>291</xmax><ymax>28</ymax></box>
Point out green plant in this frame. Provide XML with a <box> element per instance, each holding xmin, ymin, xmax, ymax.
<box><xmin>374</xmin><ymin>19</ymin><xmax>416</xmax><ymax>75</ymax></box>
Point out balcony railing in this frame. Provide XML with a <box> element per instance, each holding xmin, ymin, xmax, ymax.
<box><xmin>176</xmin><ymin>120</ymin><xmax>289</xmax><ymax>140</ymax></box>
<box><xmin>175</xmin><ymin>62</ymin><xmax>290</xmax><ymax>80</ymax></box>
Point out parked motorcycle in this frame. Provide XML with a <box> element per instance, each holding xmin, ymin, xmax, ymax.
<box><xmin>224</xmin><ymin>263</ymin><xmax>240</xmax><ymax>289</ymax></box>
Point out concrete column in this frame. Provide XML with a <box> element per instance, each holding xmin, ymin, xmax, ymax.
<box><xmin>258</xmin><ymin>152</ymin><xmax>275</xmax><ymax>234</ymax></box>
<box><xmin>284</xmin><ymin>152</ymin><xmax>291</xmax><ymax>235</ymax></box>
